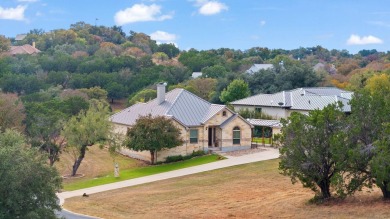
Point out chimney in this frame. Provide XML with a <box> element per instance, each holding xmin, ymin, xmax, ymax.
<box><xmin>157</xmin><ymin>82</ymin><xmax>167</xmax><ymax>105</ymax></box>
<box><xmin>32</xmin><ymin>41</ymin><xmax>36</xmax><ymax>48</ymax></box>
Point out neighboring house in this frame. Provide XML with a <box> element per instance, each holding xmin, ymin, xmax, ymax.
<box><xmin>15</xmin><ymin>34</ymin><xmax>27</xmax><ymax>42</ymax></box>
<box><xmin>192</xmin><ymin>72</ymin><xmax>202</xmax><ymax>78</ymax></box>
<box><xmin>245</xmin><ymin>64</ymin><xmax>273</xmax><ymax>74</ymax></box>
<box><xmin>247</xmin><ymin>119</ymin><xmax>282</xmax><ymax>139</ymax></box>
<box><xmin>313</xmin><ymin>62</ymin><xmax>337</xmax><ymax>74</ymax></box>
<box><xmin>9</xmin><ymin>43</ymin><xmax>40</xmax><ymax>55</ymax></box>
<box><xmin>231</xmin><ymin>87</ymin><xmax>353</xmax><ymax>120</ymax></box>
<box><xmin>110</xmin><ymin>83</ymin><xmax>253</xmax><ymax>163</ymax></box>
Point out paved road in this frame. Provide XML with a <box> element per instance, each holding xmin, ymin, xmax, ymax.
<box><xmin>57</xmin><ymin>209</ymin><xmax>99</xmax><ymax>219</ymax></box>
<box><xmin>57</xmin><ymin>147</ymin><xmax>280</xmax><ymax>218</ymax></box>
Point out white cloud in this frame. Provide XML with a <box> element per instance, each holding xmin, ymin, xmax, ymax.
<box><xmin>193</xmin><ymin>0</ymin><xmax>228</xmax><ymax>15</ymax></box>
<box><xmin>114</xmin><ymin>4</ymin><xmax>173</xmax><ymax>25</ymax></box>
<box><xmin>260</xmin><ymin>20</ymin><xmax>266</xmax><ymax>26</ymax></box>
<box><xmin>150</xmin><ymin>30</ymin><xmax>177</xmax><ymax>41</ymax></box>
<box><xmin>150</xmin><ymin>30</ymin><xmax>178</xmax><ymax>46</ymax></box>
<box><xmin>346</xmin><ymin>34</ymin><xmax>383</xmax><ymax>45</ymax></box>
<box><xmin>0</xmin><ymin>5</ymin><xmax>26</xmax><ymax>20</ymax></box>
<box><xmin>17</xmin><ymin>0</ymin><xmax>38</xmax><ymax>2</ymax></box>
<box><xmin>367</xmin><ymin>21</ymin><xmax>390</xmax><ymax>28</ymax></box>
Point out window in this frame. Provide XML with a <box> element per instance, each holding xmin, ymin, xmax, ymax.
<box><xmin>190</xmin><ymin>129</ymin><xmax>198</xmax><ymax>144</ymax></box>
<box><xmin>222</xmin><ymin>111</ymin><xmax>227</xmax><ymax>116</ymax></box>
<box><xmin>233</xmin><ymin>127</ymin><xmax>240</xmax><ymax>144</ymax></box>
<box><xmin>255</xmin><ymin>107</ymin><xmax>262</xmax><ymax>113</ymax></box>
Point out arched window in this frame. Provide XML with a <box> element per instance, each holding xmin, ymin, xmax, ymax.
<box><xmin>222</xmin><ymin>111</ymin><xmax>227</xmax><ymax>116</ymax></box>
<box><xmin>233</xmin><ymin>127</ymin><xmax>240</xmax><ymax>144</ymax></box>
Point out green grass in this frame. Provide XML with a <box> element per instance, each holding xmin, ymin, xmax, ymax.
<box><xmin>63</xmin><ymin>154</ymin><xmax>221</xmax><ymax>191</ymax></box>
<box><xmin>252</xmin><ymin>137</ymin><xmax>272</xmax><ymax>144</ymax></box>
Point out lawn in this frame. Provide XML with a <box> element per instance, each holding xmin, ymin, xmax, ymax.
<box><xmin>65</xmin><ymin>159</ymin><xmax>390</xmax><ymax>219</ymax></box>
<box><xmin>252</xmin><ymin>137</ymin><xmax>272</xmax><ymax>144</ymax></box>
<box><xmin>63</xmin><ymin>154</ymin><xmax>220</xmax><ymax>191</ymax></box>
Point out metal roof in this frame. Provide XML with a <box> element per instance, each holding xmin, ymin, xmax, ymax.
<box><xmin>231</xmin><ymin>87</ymin><xmax>353</xmax><ymax>112</ymax></box>
<box><xmin>248</xmin><ymin>119</ymin><xmax>281</xmax><ymax>127</ymax></box>
<box><xmin>191</xmin><ymin>72</ymin><xmax>202</xmax><ymax>78</ymax></box>
<box><xmin>246</xmin><ymin>64</ymin><xmax>273</xmax><ymax>74</ymax></box>
<box><xmin>110</xmin><ymin>88</ymin><xmax>228</xmax><ymax>127</ymax></box>
<box><xmin>15</xmin><ymin>34</ymin><xmax>27</xmax><ymax>41</ymax></box>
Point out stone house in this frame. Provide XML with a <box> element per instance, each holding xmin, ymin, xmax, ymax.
<box><xmin>110</xmin><ymin>83</ymin><xmax>253</xmax><ymax>163</ymax></box>
<box><xmin>231</xmin><ymin>87</ymin><xmax>353</xmax><ymax>139</ymax></box>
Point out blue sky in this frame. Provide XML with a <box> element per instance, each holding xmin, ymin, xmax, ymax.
<box><xmin>0</xmin><ymin>0</ymin><xmax>389</xmax><ymax>53</ymax></box>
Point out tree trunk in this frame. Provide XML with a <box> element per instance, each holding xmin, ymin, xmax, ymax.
<box><xmin>150</xmin><ymin>150</ymin><xmax>155</xmax><ymax>165</ymax></box>
<box><xmin>71</xmin><ymin>145</ymin><xmax>87</xmax><ymax>176</ymax></box>
<box><xmin>380</xmin><ymin>181</ymin><xmax>390</xmax><ymax>199</ymax></box>
<box><xmin>318</xmin><ymin>179</ymin><xmax>331</xmax><ymax>199</ymax></box>
<box><xmin>49</xmin><ymin>157</ymin><xmax>55</xmax><ymax>166</ymax></box>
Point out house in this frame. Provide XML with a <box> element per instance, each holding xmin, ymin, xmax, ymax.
<box><xmin>313</xmin><ymin>62</ymin><xmax>337</xmax><ymax>74</ymax></box>
<box><xmin>245</xmin><ymin>64</ymin><xmax>273</xmax><ymax>74</ymax></box>
<box><xmin>110</xmin><ymin>83</ymin><xmax>253</xmax><ymax>162</ymax></box>
<box><xmin>9</xmin><ymin>43</ymin><xmax>40</xmax><ymax>55</ymax></box>
<box><xmin>231</xmin><ymin>87</ymin><xmax>352</xmax><ymax>141</ymax></box>
<box><xmin>14</xmin><ymin>34</ymin><xmax>27</xmax><ymax>42</ymax></box>
<box><xmin>191</xmin><ymin>72</ymin><xmax>202</xmax><ymax>78</ymax></box>
<box><xmin>231</xmin><ymin>87</ymin><xmax>353</xmax><ymax>120</ymax></box>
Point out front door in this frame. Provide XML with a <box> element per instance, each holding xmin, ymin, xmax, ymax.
<box><xmin>208</xmin><ymin>127</ymin><xmax>216</xmax><ymax>147</ymax></box>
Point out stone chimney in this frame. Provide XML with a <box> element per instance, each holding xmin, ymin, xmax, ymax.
<box><xmin>157</xmin><ymin>82</ymin><xmax>167</xmax><ymax>105</ymax></box>
<box><xmin>32</xmin><ymin>41</ymin><xmax>36</xmax><ymax>48</ymax></box>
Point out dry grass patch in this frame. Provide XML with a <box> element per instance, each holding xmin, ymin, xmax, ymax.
<box><xmin>55</xmin><ymin>145</ymin><xmax>145</xmax><ymax>184</ymax></box>
<box><xmin>65</xmin><ymin>159</ymin><xmax>390</xmax><ymax>219</ymax></box>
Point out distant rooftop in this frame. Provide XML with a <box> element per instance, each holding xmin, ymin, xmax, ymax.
<box><xmin>15</xmin><ymin>34</ymin><xmax>27</xmax><ymax>41</ymax></box>
<box><xmin>231</xmin><ymin>87</ymin><xmax>353</xmax><ymax>112</ymax></box>
<box><xmin>245</xmin><ymin>64</ymin><xmax>273</xmax><ymax>74</ymax></box>
<box><xmin>9</xmin><ymin>44</ymin><xmax>40</xmax><ymax>55</ymax></box>
<box><xmin>192</xmin><ymin>72</ymin><xmax>202</xmax><ymax>78</ymax></box>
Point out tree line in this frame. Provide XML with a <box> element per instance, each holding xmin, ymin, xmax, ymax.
<box><xmin>280</xmin><ymin>74</ymin><xmax>390</xmax><ymax>200</ymax></box>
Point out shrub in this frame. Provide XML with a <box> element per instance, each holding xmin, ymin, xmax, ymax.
<box><xmin>164</xmin><ymin>150</ymin><xmax>206</xmax><ymax>164</ymax></box>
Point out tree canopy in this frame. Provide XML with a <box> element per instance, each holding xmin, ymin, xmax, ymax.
<box><xmin>0</xmin><ymin>129</ymin><xmax>62</xmax><ymax>218</ymax></box>
<box><xmin>279</xmin><ymin>104</ymin><xmax>349</xmax><ymax>200</ymax></box>
<box><xmin>125</xmin><ymin>115</ymin><xmax>183</xmax><ymax>164</ymax></box>
<box><xmin>220</xmin><ymin>79</ymin><xmax>250</xmax><ymax>103</ymax></box>
<box><xmin>62</xmin><ymin>101</ymin><xmax>111</xmax><ymax>176</ymax></box>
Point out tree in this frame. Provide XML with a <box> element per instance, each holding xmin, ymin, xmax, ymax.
<box><xmin>62</xmin><ymin>101</ymin><xmax>111</xmax><ymax>176</ymax></box>
<box><xmin>371</xmin><ymin>124</ymin><xmax>390</xmax><ymax>198</ymax></box>
<box><xmin>347</xmin><ymin>86</ymin><xmax>390</xmax><ymax>199</ymax></box>
<box><xmin>220</xmin><ymin>79</ymin><xmax>250</xmax><ymax>103</ymax></box>
<box><xmin>25</xmin><ymin>103</ymin><xmax>66</xmax><ymax>166</ymax></box>
<box><xmin>105</xmin><ymin>82</ymin><xmax>126</xmax><ymax>103</ymax></box>
<box><xmin>0</xmin><ymin>129</ymin><xmax>62</xmax><ymax>218</ymax></box>
<box><xmin>202</xmin><ymin>65</ymin><xmax>228</xmax><ymax>78</ymax></box>
<box><xmin>279</xmin><ymin>104</ymin><xmax>349</xmax><ymax>200</ymax></box>
<box><xmin>0</xmin><ymin>93</ymin><xmax>25</xmax><ymax>132</ymax></box>
<box><xmin>188</xmin><ymin>78</ymin><xmax>217</xmax><ymax>101</ymax></box>
<box><xmin>79</xmin><ymin>86</ymin><xmax>108</xmax><ymax>100</ymax></box>
<box><xmin>125</xmin><ymin>115</ymin><xmax>183</xmax><ymax>164</ymax></box>
<box><xmin>0</xmin><ymin>35</ymin><xmax>11</xmax><ymax>52</ymax></box>
<box><xmin>128</xmin><ymin>89</ymin><xmax>156</xmax><ymax>106</ymax></box>
<box><xmin>157</xmin><ymin>43</ymin><xmax>180</xmax><ymax>59</ymax></box>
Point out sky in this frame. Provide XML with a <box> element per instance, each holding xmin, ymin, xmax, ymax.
<box><xmin>0</xmin><ymin>0</ymin><xmax>389</xmax><ymax>54</ymax></box>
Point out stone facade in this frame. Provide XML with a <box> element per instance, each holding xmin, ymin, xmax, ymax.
<box><xmin>112</xmin><ymin>107</ymin><xmax>253</xmax><ymax>163</ymax></box>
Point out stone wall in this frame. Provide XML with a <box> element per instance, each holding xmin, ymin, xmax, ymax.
<box><xmin>219</xmin><ymin>116</ymin><xmax>252</xmax><ymax>151</ymax></box>
<box><xmin>112</xmin><ymin>122</ymin><xmax>205</xmax><ymax>163</ymax></box>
